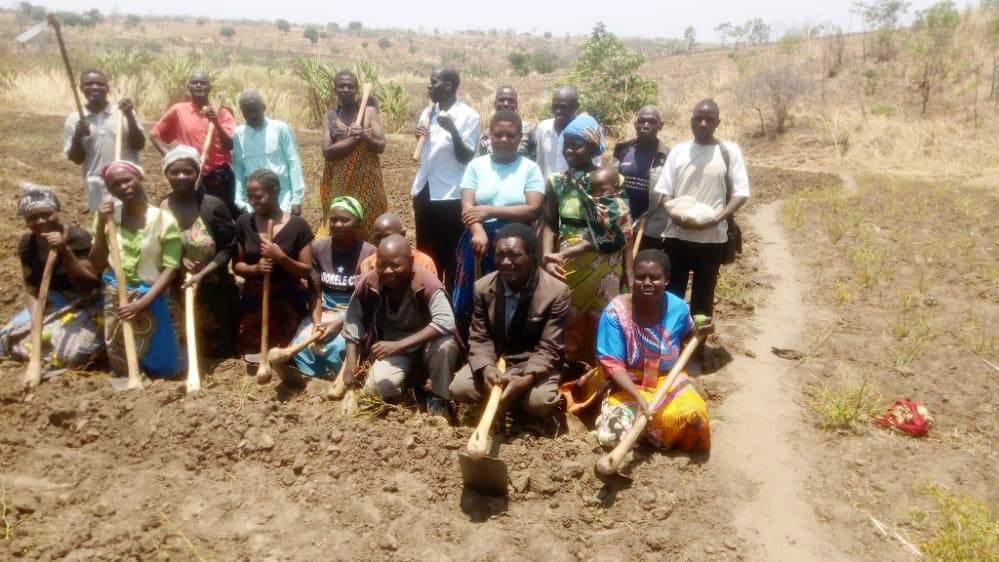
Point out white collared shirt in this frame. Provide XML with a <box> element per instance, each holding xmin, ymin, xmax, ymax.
<box><xmin>410</xmin><ymin>100</ymin><xmax>481</xmax><ymax>201</ymax></box>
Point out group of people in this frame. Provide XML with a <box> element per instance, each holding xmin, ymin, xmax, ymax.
<box><xmin>3</xmin><ymin>64</ymin><xmax>751</xmax><ymax>453</ymax></box>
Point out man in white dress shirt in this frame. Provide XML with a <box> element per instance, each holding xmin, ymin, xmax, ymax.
<box><xmin>411</xmin><ymin>67</ymin><xmax>481</xmax><ymax>290</ymax></box>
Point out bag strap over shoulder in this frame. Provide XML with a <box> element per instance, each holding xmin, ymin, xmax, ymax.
<box><xmin>717</xmin><ymin>142</ymin><xmax>733</xmax><ymax>206</ymax></box>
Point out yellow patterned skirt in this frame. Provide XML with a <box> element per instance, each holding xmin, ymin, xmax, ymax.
<box><xmin>595</xmin><ymin>372</ymin><xmax>710</xmax><ymax>452</ymax></box>
<box><xmin>318</xmin><ymin>144</ymin><xmax>387</xmax><ymax>242</ymax></box>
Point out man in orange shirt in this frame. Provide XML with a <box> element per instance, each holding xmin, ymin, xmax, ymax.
<box><xmin>150</xmin><ymin>72</ymin><xmax>240</xmax><ymax>216</ymax></box>
<box><xmin>359</xmin><ymin>213</ymin><xmax>437</xmax><ymax>276</ymax></box>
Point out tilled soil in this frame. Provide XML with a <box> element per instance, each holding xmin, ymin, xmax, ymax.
<box><xmin>1</xmin><ymin>111</ymin><xmax>847</xmax><ymax>561</ymax></box>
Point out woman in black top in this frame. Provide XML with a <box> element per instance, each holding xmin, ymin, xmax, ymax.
<box><xmin>1</xmin><ymin>184</ymin><xmax>104</xmax><ymax>371</ymax></box>
<box><xmin>161</xmin><ymin>145</ymin><xmax>239</xmax><ymax>359</ymax></box>
<box><xmin>233</xmin><ymin>169</ymin><xmax>315</xmax><ymax>360</ymax></box>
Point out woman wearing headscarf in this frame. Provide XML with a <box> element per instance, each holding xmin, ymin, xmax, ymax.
<box><xmin>0</xmin><ymin>185</ymin><xmax>104</xmax><ymax>371</ymax></box>
<box><xmin>89</xmin><ymin>161</ymin><xmax>185</xmax><ymax>379</ymax></box>
<box><xmin>541</xmin><ymin>114</ymin><xmax>633</xmax><ymax>365</ymax></box>
<box><xmin>233</xmin><ymin>169</ymin><xmax>315</xmax><ymax>361</ymax></box>
<box><xmin>318</xmin><ymin>70</ymin><xmax>388</xmax><ymax>241</ymax></box>
<box><xmin>281</xmin><ymin>196</ymin><xmax>375</xmax><ymax>383</ymax></box>
<box><xmin>160</xmin><ymin>145</ymin><xmax>239</xmax><ymax>359</ymax></box>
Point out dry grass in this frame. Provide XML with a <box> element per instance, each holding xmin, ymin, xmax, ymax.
<box><xmin>807</xmin><ymin>364</ymin><xmax>882</xmax><ymax>431</ymax></box>
<box><xmin>910</xmin><ymin>484</ymin><xmax>999</xmax><ymax>562</ymax></box>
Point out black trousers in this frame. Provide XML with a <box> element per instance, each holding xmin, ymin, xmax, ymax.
<box><xmin>660</xmin><ymin>237</ymin><xmax>727</xmax><ymax>317</ymax></box>
<box><xmin>198</xmin><ymin>163</ymin><xmax>242</xmax><ymax>219</ymax></box>
<box><xmin>413</xmin><ymin>185</ymin><xmax>464</xmax><ymax>291</ymax></box>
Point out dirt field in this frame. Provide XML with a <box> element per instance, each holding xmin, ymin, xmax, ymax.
<box><xmin>1</xmin><ymin>108</ymin><xmax>996</xmax><ymax>561</ymax></box>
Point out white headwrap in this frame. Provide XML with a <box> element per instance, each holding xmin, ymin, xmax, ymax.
<box><xmin>162</xmin><ymin>144</ymin><xmax>202</xmax><ymax>173</ymax></box>
<box><xmin>18</xmin><ymin>182</ymin><xmax>60</xmax><ymax>217</ymax></box>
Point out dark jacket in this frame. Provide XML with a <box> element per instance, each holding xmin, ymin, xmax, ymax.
<box><xmin>351</xmin><ymin>265</ymin><xmax>445</xmax><ymax>358</ymax></box>
<box><xmin>612</xmin><ymin>138</ymin><xmax>670</xmax><ymax>235</ymax></box>
<box><xmin>468</xmin><ymin>268</ymin><xmax>570</xmax><ymax>375</ymax></box>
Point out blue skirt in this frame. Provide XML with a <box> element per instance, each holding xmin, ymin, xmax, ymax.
<box><xmin>452</xmin><ymin>220</ymin><xmax>507</xmax><ymax>343</ymax></box>
<box><xmin>103</xmin><ymin>273</ymin><xmax>183</xmax><ymax>378</ymax></box>
<box><xmin>290</xmin><ymin>291</ymin><xmax>350</xmax><ymax>379</ymax></box>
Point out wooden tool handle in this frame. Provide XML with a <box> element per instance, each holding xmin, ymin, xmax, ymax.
<box><xmin>595</xmin><ymin>336</ymin><xmax>700</xmax><ymax>476</ymax></box>
<box><xmin>411</xmin><ymin>105</ymin><xmax>432</xmax><ymax>162</ymax></box>
<box><xmin>48</xmin><ymin>14</ymin><xmax>84</xmax><ymax>121</ymax></box>
<box><xmin>328</xmin><ymin>361</ymin><xmax>348</xmax><ymax>399</ymax></box>
<box><xmin>24</xmin><ymin>250</ymin><xmax>58</xmax><ymax>388</ymax></box>
<box><xmin>353</xmin><ymin>84</ymin><xmax>372</xmax><ymax>128</ymax></box>
<box><xmin>106</xmin><ymin>220</ymin><xmax>142</xmax><ymax>389</ymax></box>
<box><xmin>466</xmin><ymin>358</ymin><xmax>507</xmax><ymax>459</ymax></box>
<box><xmin>268</xmin><ymin>325</ymin><xmax>327</xmax><ymax>364</ymax></box>
<box><xmin>184</xmin><ymin>275</ymin><xmax>201</xmax><ymax>394</ymax></box>
<box><xmin>258</xmin><ymin>219</ymin><xmax>275</xmax><ymax>368</ymax></box>
<box><xmin>632</xmin><ymin>218</ymin><xmax>647</xmax><ymax>260</ymax></box>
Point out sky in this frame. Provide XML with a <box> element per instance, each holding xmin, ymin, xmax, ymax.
<box><xmin>6</xmin><ymin>0</ymin><xmax>943</xmax><ymax>39</ymax></box>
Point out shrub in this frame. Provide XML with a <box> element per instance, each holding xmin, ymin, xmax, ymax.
<box><xmin>508</xmin><ymin>51</ymin><xmax>530</xmax><ymax>75</ymax></box>
<box><xmin>377</xmin><ymin>81</ymin><xmax>412</xmax><ymax>133</ymax></box>
<box><xmin>124</xmin><ymin>14</ymin><xmax>141</xmax><ymax>28</ymax></box>
<box><xmin>377</xmin><ymin>38</ymin><xmax>391</xmax><ymax>49</ymax></box>
<box><xmin>348</xmin><ymin>21</ymin><xmax>363</xmax><ymax>32</ymax></box>
<box><xmin>196</xmin><ymin>17</ymin><xmax>207</xmax><ymax>26</ymax></box>
<box><xmin>566</xmin><ymin>22</ymin><xmax>658</xmax><ymax>128</ymax></box>
<box><xmin>327</xmin><ymin>22</ymin><xmax>339</xmax><ymax>32</ymax></box>
<box><xmin>741</xmin><ymin>61</ymin><xmax>811</xmax><ymax>134</ymax></box>
<box><xmin>276</xmin><ymin>19</ymin><xmax>290</xmax><ymax>33</ymax></box>
<box><xmin>530</xmin><ymin>49</ymin><xmax>558</xmax><ymax>74</ymax></box>
<box><xmin>870</xmin><ymin>103</ymin><xmax>894</xmax><ymax>116</ymax></box>
<box><xmin>293</xmin><ymin>57</ymin><xmax>337</xmax><ymax>127</ymax></box>
<box><xmin>220</xmin><ymin>27</ymin><xmax>235</xmax><ymax>39</ymax></box>
<box><xmin>303</xmin><ymin>28</ymin><xmax>319</xmax><ymax>44</ymax></box>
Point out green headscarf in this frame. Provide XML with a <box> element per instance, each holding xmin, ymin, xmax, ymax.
<box><xmin>329</xmin><ymin>195</ymin><xmax>364</xmax><ymax>220</ymax></box>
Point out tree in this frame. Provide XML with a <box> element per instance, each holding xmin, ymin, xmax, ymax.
<box><xmin>908</xmin><ymin>1</ymin><xmax>960</xmax><ymax>113</ymax></box>
<box><xmin>741</xmin><ymin>62</ymin><xmax>811</xmax><ymax>134</ymax></box>
<box><xmin>378</xmin><ymin>37</ymin><xmax>391</xmax><ymax>49</ymax></box>
<box><xmin>276</xmin><ymin>19</ymin><xmax>291</xmax><ymax>33</ymax></box>
<box><xmin>715</xmin><ymin>22</ymin><xmax>733</xmax><ymax>46</ymax></box>
<box><xmin>327</xmin><ymin>22</ymin><xmax>339</xmax><ymax>32</ymax></box>
<box><xmin>544</xmin><ymin>31</ymin><xmax>552</xmax><ymax>38</ymax></box>
<box><xmin>987</xmin><ymin>14</ymin><xmax>999</xmax><ymax>100</ymax></box>
<box><xmin>86</xmin><ymin>9</ymin><xmax>102</xmax><ymax>23</ymax></box>
<box><xmin>220</xmin><ymin>26</ymin><xmax>235</xmax><ymax>39</ymax></box>
<box><xmin>746</xmin><ymin>18</ymin><xmax>771</xmax><ymax>44</ymax></box>
<box><xmin>566</xmin><ymin>22</ymin><xmax>659</xmax><ymax>127</ymax></box>
<box><xmin>347</xmin><ymin>21</ymin><xmax>363</xmax><ymax>32</ymax></box>
<box><xmin>124</xmin><ymin>14</ymin><xmax>141</xmax><ymax>28</ymax></box>
<box><xmin>684</xmin><ymin>26</ymin><xmax>696</xmax><ymax>53</ymax></box>
<box><xmin>303</xmin><ymin>28</ymin><xmax>318</xmax><ymax>44</ymax></box>
<box><xmin>852</xmin><ymin>0</ymin><xmax>910</xmax><ymax>61</ymax></box>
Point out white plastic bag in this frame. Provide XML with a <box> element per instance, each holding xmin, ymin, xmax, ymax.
<box><xmin>665</xmin><ymin>195</ymin><xmax>717</xmax><ymax>225</ymax></box>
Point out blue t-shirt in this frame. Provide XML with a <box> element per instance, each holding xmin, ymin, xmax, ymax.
<box><xmin>461</xmin><ymin>154</ymin><xmax>545</xmax><ymax>221</ymax></box>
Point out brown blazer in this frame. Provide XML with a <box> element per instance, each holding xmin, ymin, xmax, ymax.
<box><xmin>468</xmin><ymin>268</ymin><xmax>570</xmax><ymax>375</ymax></box>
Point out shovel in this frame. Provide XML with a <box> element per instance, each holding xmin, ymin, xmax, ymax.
<box><xmin>459</xmin><ymin>358</ymin><xmax>508</xmax><ymax>496</ymax></box>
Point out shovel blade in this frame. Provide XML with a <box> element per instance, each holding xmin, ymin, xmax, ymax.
<box><xmin>459</xmin><ymin>452</ymin><xmax>508</xmax><ymax>496</ymax></box>
<box><xmin>16</xmin><ymin>21</ymin><xmax>48</xmax><ymax>43</ymax></box>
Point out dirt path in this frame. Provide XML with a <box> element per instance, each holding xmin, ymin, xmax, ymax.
<box><xmin>712</xmin><ymin>201</ymin><xmax>848</xmax><ymax>561</ymax></box>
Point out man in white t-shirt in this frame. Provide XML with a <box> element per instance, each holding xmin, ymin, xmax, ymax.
<box><xmin>411</xmin><ymin>67</ymin><xmax>481</xmax><ymax>289</ymax></box>
<box><xmin>536</xmin><ymin>86</ymin><xmax>582</xmax><ymax>179</ymax></box>
<box><xmin>652</xmin><ymin>99</ymin><xmax>750</xmax><ymax>329</ymax></box>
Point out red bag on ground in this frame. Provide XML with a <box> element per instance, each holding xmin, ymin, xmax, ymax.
<box><xmin>874</xmin><ymin>400</ymin><xmax>933</xmax><ymax>437</ymax></box>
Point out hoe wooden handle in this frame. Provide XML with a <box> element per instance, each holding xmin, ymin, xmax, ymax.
<box><xmin>595</xmin><ymin>336</ymin><xmax>699</xmax><ymax>476</ymax></box>
<box><xmin>466</xmin><ymin>358</ymin><xmax>507</xmax><ymax>460</ymax></box>
<box><xmin>185</xmin><ymin>275</ymin><xmax>201</xmax><ymax>394</ymax></box>
<box><xmin>267</xmin><ymin>325</ymin><xmax>327</xmax><ymax>365</ymax></box>
<box><xmin>256</xmin><ymin>220</ymin><xmax>275</xmax><ymax>381</ymax></box>
<box><xmin>24</xmin><ymin>250</ymin><xmax>57</xmax><ymax>389</ymax></box>
<box><xmin>411</xmin><ymin>105</ymin><xmax>433</xmax><ymax>162</ymax></box>
<box><xmin>106</xmin><ymin>220</ymin><xmax>142</xmax><ymax>390</ymax></box>
<box><xmin>353</xmin><ymin>84</ymin><xmax>372</xmax><ymax>128</ymax></box>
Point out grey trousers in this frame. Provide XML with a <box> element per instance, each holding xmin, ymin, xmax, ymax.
<box><xmin>363</xmin><ymin>335</ymin><xmax>460</xmax><ymax>400</ymax></box>
<box><xmin>450</xmin><ymin>363</ymin><xmax>562</xmax><ymax>418</ymax></box>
